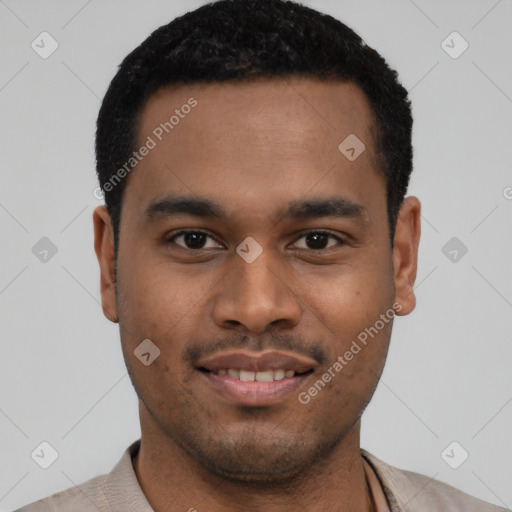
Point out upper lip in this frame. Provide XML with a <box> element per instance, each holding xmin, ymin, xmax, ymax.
<box><xmin>197</xmin><ymin>350</ymin><xmax>317</xmax><ymax>373</ymax></box>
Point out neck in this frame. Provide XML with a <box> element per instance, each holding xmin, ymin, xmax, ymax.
<box><xmin>133</xmin><ymin>407</ymin><xmax>372</xmax><ymax>512</ymax></box>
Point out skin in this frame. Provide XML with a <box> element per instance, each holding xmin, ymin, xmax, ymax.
<box><xmin>93</xmin><ymin>77</ymin><xmax>421</xmax><ymax>511</ymax></box>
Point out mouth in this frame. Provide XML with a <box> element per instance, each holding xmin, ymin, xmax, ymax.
<box><xmin>196</xmin><ymin>350</ymin><xmax>316</xmax><ymax>407</ymax></box>
<box><xmin>199</xmin><ymin>367</ymin><xmax>313</xmax><ymax>381</ymax></box>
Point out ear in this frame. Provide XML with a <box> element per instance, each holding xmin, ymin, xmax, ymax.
<box><xmin>392</xmin><ymin>196</ymin><xmax>421</xmax><ymax>316</ymax></box>
<box><xmin>93</xmin><ymin>205</ymin><xmax>119</xmax><ymax>323</ymax></box>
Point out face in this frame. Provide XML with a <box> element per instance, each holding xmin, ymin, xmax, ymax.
<box><xmin>94</xmin><ymin>78</ymin><xmax>420</xmax><ymax>483</ymax></box>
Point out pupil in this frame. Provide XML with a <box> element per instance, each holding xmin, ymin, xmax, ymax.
<box><xmin>185</xmin><ymin>232</ymin><xmax>206</xmax><ymax>249</ymax></box>
<box><xmin>307</xmin><ymin>232</ymin><xmax>328</xmax><ymax>249</ymax></box>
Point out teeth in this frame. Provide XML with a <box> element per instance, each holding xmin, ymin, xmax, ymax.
<box><xmin>214</xmin><ymin>369</ymin><xmax>297</xmax><ymax>381</ymax></box>
<box><xmin>239</xmin><ymin>370</ymin><xmax>255</xmax><ymax>381</ymax></box>
<box><xmin>227</xmin><ymin>369</ymin><xmax>240</xmax><ymax>379</ymax></box>
<box><xmin>273</xmin><ymin>369</ymin><xmax>285</xmax><ymax>380</ymax></box>
<box><xmin>255</xmin><ymin>370</ymin><xmax>273</xmax><ymax>382</ymax></box>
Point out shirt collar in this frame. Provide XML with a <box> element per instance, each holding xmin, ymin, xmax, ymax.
<box><xmin>362</xmin><ymin>454</ymin><xmax>392</xmax><ymax>512</ymax></box>
<box><xmin>104</xmin><ymin>439</ymin><xmax>154</xmax><ymax>511</ymax></box>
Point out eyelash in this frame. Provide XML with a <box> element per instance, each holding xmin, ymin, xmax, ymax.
<box><xmin>165</xmin><ymin>229</ymin><xmax>346</xmax><ymax>251</ymax></box>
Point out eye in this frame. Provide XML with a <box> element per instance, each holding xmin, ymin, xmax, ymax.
<box><xmin>292</xmin><ymin>231</ymin><xmax>345</xmax><ymax>251</ymax></box>
<box><xmin>166</xmin><ymin>230</ymin><xmax>223</xmax><ymax>250</ymax></box>
<box><xmin>165</xmin><ymin>229</ymin><xmax>346</xmax><ymax>252</ymax></box>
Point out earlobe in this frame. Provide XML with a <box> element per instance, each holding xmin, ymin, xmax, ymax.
<box><xmin>93</xmin><ymin>205</ymin><xmax>119</xmax><ymax>323</ymax></box>
<box><xmin>392</xmin><ymin>196</ymin><xmax>421</xmax><ymax>316</ymax></box>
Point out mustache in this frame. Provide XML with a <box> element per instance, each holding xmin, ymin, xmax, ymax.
<box><xmin>183</xmin><ymin>332</ymin><xmax>328</xmax><ymax>367</ymax></box>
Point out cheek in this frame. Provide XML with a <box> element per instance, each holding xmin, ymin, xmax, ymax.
<box><xmin>303</xmin><ymin>318</ymin><xmax>392</xmax><ymax>419</ymax></box>
<box><xmin>117</xmin><ymin>257</ymin><xmax>214</xmax><ymax>385</ymax></box>
<box><xmin>118</xmin><ymin>257</ymin><xmax>195</xmax><ymax>331</ymax></box>
<box><xmin>298</xmin><ymin>258</ymin><xmax>394</xmax><ymax>388</ymax></box>
<box><xmin>300</xmin><ymin>255</ymin><xmax>394</xmax><ymax>328</ymax></box>
<box><xmin>118</xmin><ymin>266</ymin><xmax>192</xmax><ymax>401</ymax></box>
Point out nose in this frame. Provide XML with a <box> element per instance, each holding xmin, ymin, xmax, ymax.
<box><xmin>212</xmin><ymin>250</ymin><xmax>302</xmax><ymax>334</ymax></box>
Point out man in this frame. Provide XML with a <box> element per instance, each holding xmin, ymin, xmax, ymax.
<box><xmin>16</xmin><ymin>0</ymin><xmax>509</xmax><ymax>510</ymax></box>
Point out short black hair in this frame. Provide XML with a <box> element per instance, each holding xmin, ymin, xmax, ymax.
<box><xmin>96</xmin><ymin>0</ymin><xmax>413</xmax><ymax>259</ymax></box>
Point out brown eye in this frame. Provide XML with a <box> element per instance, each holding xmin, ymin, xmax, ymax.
<box><xmin>292</xmin><ymin>231</ymin><xmax>344</xmax><ymax>250</ymax></box>
<box><xmin>167</xmin><ymin>231</ymin><xmax>222</xmax><ymax>250</ymax></box>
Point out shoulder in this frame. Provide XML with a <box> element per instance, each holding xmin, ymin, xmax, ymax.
<box><xmin>361</xmin><ymin>449</ymin><xmax>510</xmax><ymax>512</ymax></box>
<box><xmin>13</xmin><ymin>473</ymin><xmax>109</xmax><ymax>512</ymax></box>
<box><xmin>14</xmin><ymin>440</ymin><xmax>145</xmax><ymax>511</ymax></box>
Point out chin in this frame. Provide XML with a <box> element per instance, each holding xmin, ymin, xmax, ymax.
<box><xmin>177</xmin><ymin>431</ymin><xmax>342</xmax><ymax>487</ymax></box>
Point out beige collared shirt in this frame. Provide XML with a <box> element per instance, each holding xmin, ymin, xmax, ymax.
<box><xmin>363</xmin><ymin>456</ymin><xmax>391</xmax><ymax>512</ymax></box>
<box><xmin>16</xmin><ymin>439</ymin><xmax>510</xmax><ymax>511</ymax></box>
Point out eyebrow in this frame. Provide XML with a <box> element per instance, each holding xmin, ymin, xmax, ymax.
<box><xmin>144</xmin><ymin>195</ymin><xmax>367</xmax><ymax>223</ymax></box>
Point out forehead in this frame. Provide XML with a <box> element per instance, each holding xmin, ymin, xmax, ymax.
<box><xmin>138</xmin><ymin>77</ymin><xmax>376</xmax><ymax>153</ymax></box>
<box><xmin>124</xmin><ymin>78</ymin><xmax>384</xmax><ymax>225</ymax></box>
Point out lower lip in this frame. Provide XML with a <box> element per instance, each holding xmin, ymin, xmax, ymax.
<box><xmin>199</xmin><ymin>371</ymin><xmax>310</xmax><ymax>406</ymax></box>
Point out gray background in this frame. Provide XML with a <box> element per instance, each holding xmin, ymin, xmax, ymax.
<box><xmin>1</xmin><ymin>0</ymin><xmax>511</xmax><ymax>509</ymax></box>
